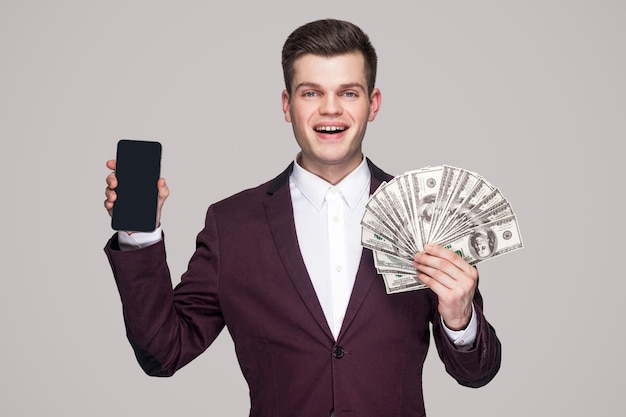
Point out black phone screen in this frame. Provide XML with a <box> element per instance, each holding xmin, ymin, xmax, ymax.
<box><xmin>111</xmin><ymin>139</ymin><xmax>162</xmax><ymax>232</ymax></box>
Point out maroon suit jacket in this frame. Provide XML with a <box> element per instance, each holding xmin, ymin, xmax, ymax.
<box><xmin>105</xmin><ymin>159</ymin><xmax>501</xmax><ymax>417</ymax></box>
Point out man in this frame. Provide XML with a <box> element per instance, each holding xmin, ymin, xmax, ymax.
<box><xmin>104</xmin><ymin>19</ymin><xmax>501</xmax><ymax>417</ymax></box>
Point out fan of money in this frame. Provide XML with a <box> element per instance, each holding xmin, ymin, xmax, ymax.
<box><xmin>361</xmin><ymin>165</ymin><xmax>523</xmax><ymax>294</ymax></box>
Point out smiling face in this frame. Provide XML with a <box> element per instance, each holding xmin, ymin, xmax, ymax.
<box><xmin>282</xmin><ymin>52</ymin><xmax>381</xmax><ymax>184</ymax></box>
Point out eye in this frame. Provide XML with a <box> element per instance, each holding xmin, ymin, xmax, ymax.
<box><xmin>303</xmin><ymin>91</ymin><xmax>318</xmax><ymax>98</ymax></box>
<box><xmin>342</xmin><ymin>91</ymin><xmax>358</xmax><ymax>98</ymax></box>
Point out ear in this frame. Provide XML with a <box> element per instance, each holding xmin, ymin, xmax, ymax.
<box><xmin>367</xmin><ymin>88</ymin><xmax>382</xmax><ymax>122</ymax></box>
<box><xmin>281</xmin><ymin>89</ymin><xmax>292</xmax><ymax>122</ymax></box>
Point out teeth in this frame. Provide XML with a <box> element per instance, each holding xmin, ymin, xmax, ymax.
<box><xmin>316</xmin><ymin>126</ymin><xmax>345</xmax><ymax>132</ymax></box>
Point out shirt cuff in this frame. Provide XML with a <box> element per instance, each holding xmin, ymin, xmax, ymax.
<box><xmin>117</xmin><ymin>226</ymin><xmax>162</xmax><ymax>251</ymax></box>
<box><xmin>441</xmin><ymin>303</ymin><xmax>478</xmax><ymax>351</ymax></box>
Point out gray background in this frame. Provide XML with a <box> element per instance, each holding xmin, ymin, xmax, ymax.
<box><xmin>1</xmin><ymin>0</ymin><xmax>624</xmax><ymax>415</ymax></box>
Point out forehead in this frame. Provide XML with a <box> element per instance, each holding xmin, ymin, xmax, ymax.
<box><xmin>291</xmin><ymin>52</ymin><xmax>368</xmax><ymax>89</ymax></box>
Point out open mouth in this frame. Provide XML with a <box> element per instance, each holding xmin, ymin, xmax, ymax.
<box><xmin>314</xmin><ymin>126</ymin><xmax>347</xmax><ymax>134</ymax></box>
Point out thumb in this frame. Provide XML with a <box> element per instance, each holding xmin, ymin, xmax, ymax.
<box><xmin>155</xmin><ymin>178</ymin><xmax>169</xmax><ymax>227</ymax></box>
<box><xmin>158</xmin><ymin>178</ymin><xmax>169</xmax><ymax>203</ymax></box>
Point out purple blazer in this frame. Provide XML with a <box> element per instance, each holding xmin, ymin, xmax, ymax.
<box><xmin>105</xmin><ymin>159</ymin><xmax>501</xmax><ymax>417</ymax></box>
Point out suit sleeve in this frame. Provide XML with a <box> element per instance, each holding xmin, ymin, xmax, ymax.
<box><xmin>104</xmin><ymin>206</ymin><xmax>225</xmax><ymax>377</ymax></box>
<box><xmin>430</xmin><ymin>283</ymin><xmax>502</xmax><ymax>388</ymax></box>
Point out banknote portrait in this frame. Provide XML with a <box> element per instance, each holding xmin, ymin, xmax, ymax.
<box><xmin>469</xmin><ymin>228</ymin><xmax>496</xmax><ymax>260</ymax></box>
<box><xmin>418</xmin><ymin>194</ymin><xmax>436</xmax><ymax>224</ymax></box>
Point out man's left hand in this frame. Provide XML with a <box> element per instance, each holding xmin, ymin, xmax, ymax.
<box><xmin>413</xmin><ymin>244</ymin><xmax>478</xmax><ymax>331</ymax></box>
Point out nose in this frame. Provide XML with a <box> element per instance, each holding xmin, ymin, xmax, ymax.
<box><xmin>319</xmin><ymin>95</ymin><xmax>342</xmax><ymax>115</ymax></box>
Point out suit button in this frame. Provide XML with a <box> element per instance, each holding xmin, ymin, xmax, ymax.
<box><xmin>333</xmin><ymin>347</ymin><xmax>344</xmax><ymax>359</ymax></box>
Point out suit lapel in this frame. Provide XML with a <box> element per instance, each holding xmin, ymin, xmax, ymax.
<box><xmin>264</xmin><ymin>164</ymin><xmax>334</xmax><ymax>341</ymax></box>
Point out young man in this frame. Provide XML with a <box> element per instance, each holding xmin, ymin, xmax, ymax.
<box><xmin>104</xmin><ymin>19</ymin><xmax>501</xmax><ymax>417</ymax></box>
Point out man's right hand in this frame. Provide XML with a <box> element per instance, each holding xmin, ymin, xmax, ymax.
<box><xmin>104</xmin><ymin>159</ymin><xmax>170</xmax><ymax>230</ymax></box>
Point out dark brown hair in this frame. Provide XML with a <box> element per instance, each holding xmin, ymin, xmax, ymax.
<box><xmin>281</xmin><ymin>19</ymin><xmax>378</xmax><ymax>95</ymax></box>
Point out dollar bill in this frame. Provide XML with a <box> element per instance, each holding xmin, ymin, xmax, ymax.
<box><xmin>436</xmin><ymin>198</ymin><xmax>514</xmax><ymax>243</ymax></box>
<box><xmin>361</xmin><ymin>227</ymin><xmax>413</xmax><ymax>260</ymax></box>
<box><xmin>364</xmin><ymin>196</ymin><xmax>415</xmax><ymax>254</ymax></box>
<box><xmin>381</xmin><ymin>273</ymin><xmax>428</xmax><ymax>294</ymax></box>
<box><xmin>405</xmin><ymin>166</ymin><xmax>443</xmax><ymax>248</ymax></box>
<box><xmin>429</xmin><ymin>165</ymin><xmax>463</xmax><ymax>243</ymax></box>
<box><xmin>440</xmin><ymin>214</ymin><xmax>523</xmax><ymax>266</ymax></box>
<box><xmin>373</xmin><ymin>250</ymin><xmax>417</xmax><ymax>274</ymax></box>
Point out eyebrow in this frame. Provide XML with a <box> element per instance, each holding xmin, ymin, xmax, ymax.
<box><xmin>294</xmin><ymin>82</ymin><xmax>367</xmax><ymax>92</ymax></box>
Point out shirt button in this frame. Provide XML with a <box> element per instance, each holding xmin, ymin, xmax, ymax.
<box><xmin>333</xmin><ymin>216</ymin><xmax>340</xmax><ymax>223</ymax></box>
<box><xmin>335</xmin><ymin>265</ymin><xmax>342</xmax><ymax>272</ymax></box>
<box><xmin>333</xmin><ymin>347</ymin><xmax>344</xmax><ymax>359</ymax></box>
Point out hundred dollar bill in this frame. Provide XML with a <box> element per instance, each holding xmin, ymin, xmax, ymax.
<box><xmin>465</xmin><ymin>188</ymin><xmax>505</xmax><ymax>219</ymax></box>
<box><xmin>449</xmin><ymin>175</ymin><xmax>494</xmax><ymax>214</ymax></box>
<box><xmin>378</xmin><ymin>178</ymin><xmax>420</xmax><ymax>253</ymax></box>
<box><xmin>429</xmin><ymin>165</ymin><xmax>464</xmax><ymax>242</ymax></box>
<box><xmin>366</xmin><ymin>185</ymin><xmax>416</xmax><ymax>253</ymax></box>
<box><xmin>396</xmin><ymin>174</ymin><xmax>422</xmax><ymax>250</ymax></box>
<box><xmin>361</xmin><ymin>209</ymin><xmax>401</xmax><ymax>246</ymax></box>
<box><xmin>361</xmin><ymin>209</ymin><xmax>415</xmax><ymax>253</ymax></box>
<box><xmin>361</xmin><ymin>227</ymin><xmax>413</xmax><ymax>260</ymax></box>
<box><xmin>430</xmin><ymin>169</ymin><xmax>483</xmax><ymax>242</ymax></box>
<box><xmin>436</xmin><ymin>198</ymin><xmax>514</xmax><ymax>243</ymax></box>
<box><xmin>440</xmin><ymin>214</ymin><xmax>523</xmax><ymax>265</ymax></box>
<box><xmin>381</xmin><ymin>273</ymin><xmax>428</xmax><ymax>294</ymax></box>
<box><xmin>364</xmin><ymin>198</ymin><xmax>414</xmax><ymax>254</ymax></box>
<box><xmin>404</xmin><ymin>166</ymin><xmax>443</xmax><ymax>247</ymax></box>
<box><xmin>373</xmin><ymin>250</ymin><xmax>417</xmax><ymax>274</ymax></box>
<box><xmin>434</xmin><ymin>185</ymin><xmax>505</xmax><ymax>243</ymax></box>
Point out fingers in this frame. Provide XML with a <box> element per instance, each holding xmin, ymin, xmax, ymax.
<box><xmin>414</xmin><ymin>261</ymin><xmax>458</xmax><ymax>294</ymax></box>
<box><xmin>105</xmin><ymin>160</ymin><xmax>117</xmax><ymax>192</ymax></box>
<box><xmin>104</xmin><ymin>161</ymin><xmax>117</xmax><ymax>216</ymax></box>
<box><xmin>413</xmin><ymin>244</ymin><xmax>478</xmax><ymax>290</ymax></box>
<box><xmin>418</xmin><ymin>244</ymin><xmax>477</xmax><ymax>278</ymax></box>
<box><xmin>414</xmin><ymin>244</ymin><xmax>477</xmax><ymax>330</ymax></box>
<box><xmin>106</xmin><ymin>171</ymin><xmax>117</xmax><ymax>189</ymax></box>
<box><xmin>104</xmin><ymin>187</ymin><xmax>116</xmax><ymax>208</ymax></box>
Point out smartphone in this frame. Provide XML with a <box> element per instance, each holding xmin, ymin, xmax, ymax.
<box><xmin>111</xmin><ymin>139</ymin><xmax>162</xmax><ymax>232</ymax></box>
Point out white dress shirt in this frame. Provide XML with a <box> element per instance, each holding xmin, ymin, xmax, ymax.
<box><xmin>117</xmin><ymin>157</ymin><xmax>477</xmax><ymax>347</ymax></box>
<box><xmin>289</xmin><ymin>158</ymin><xmax>371</xmax><ymax>339</ymax></box>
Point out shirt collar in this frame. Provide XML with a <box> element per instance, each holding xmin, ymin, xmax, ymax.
<box><xmin>290</xmin><ymin>156</ymin><xmax>371</xmax><ymax>211</ymax></box>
